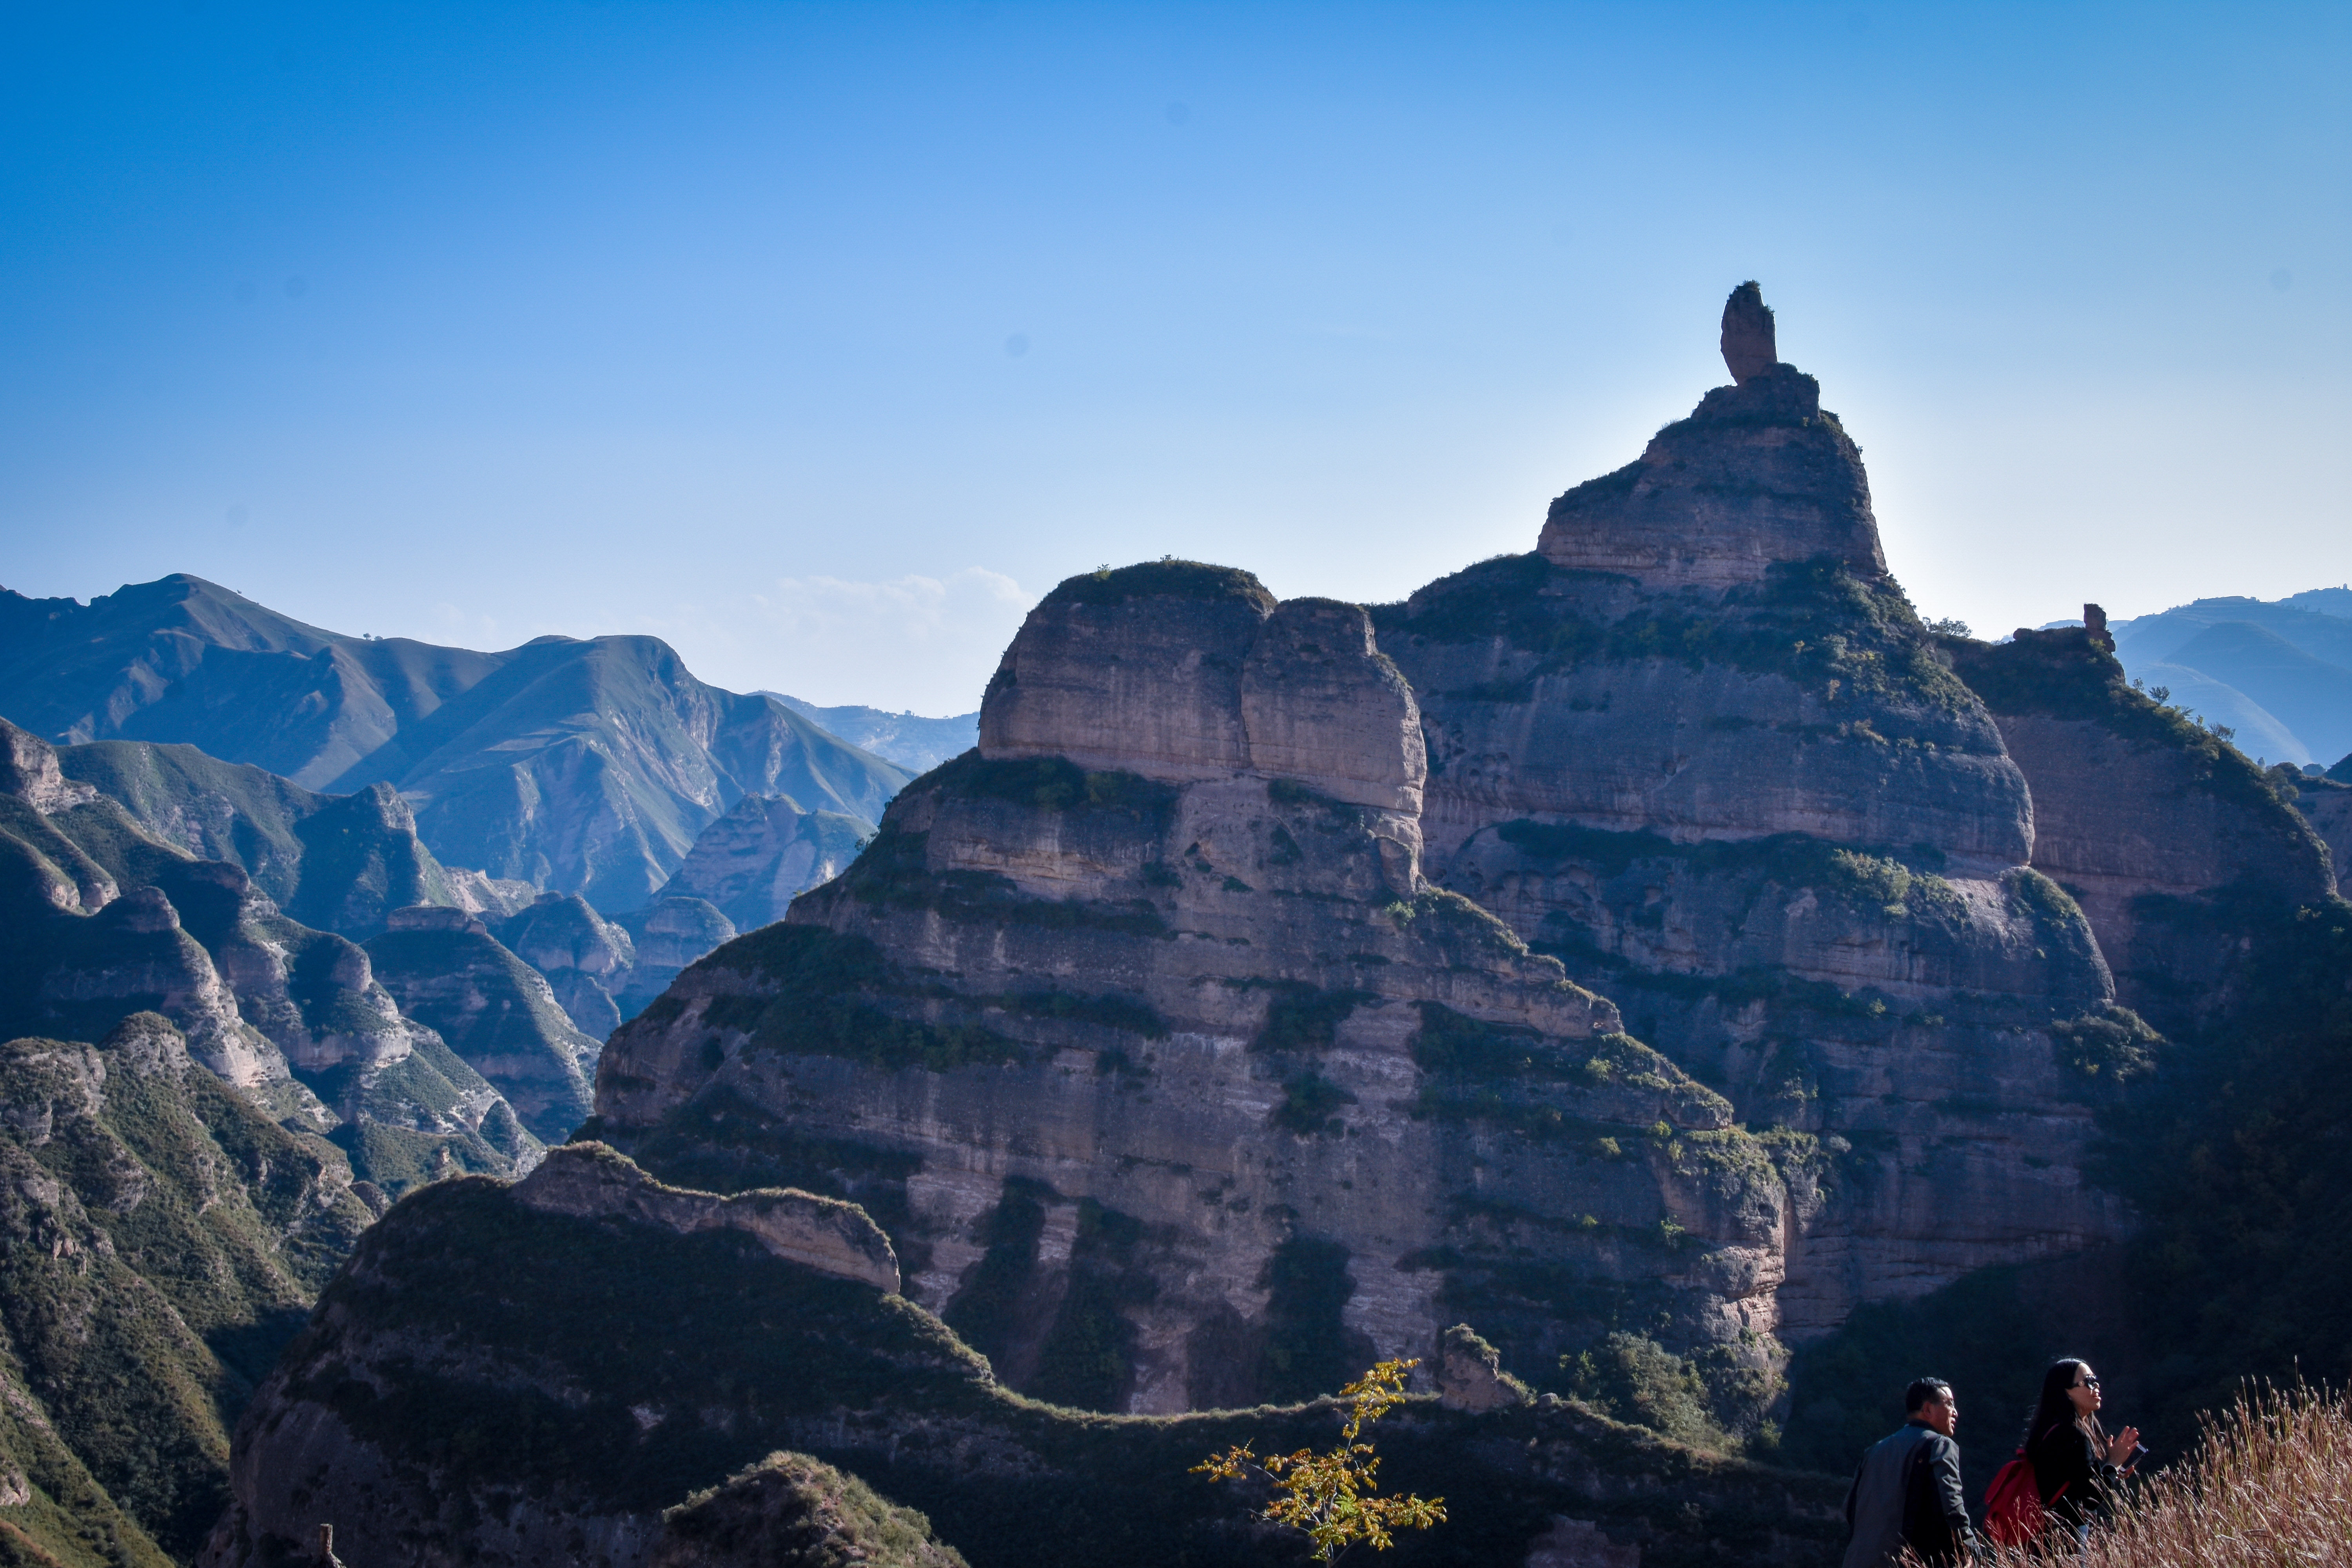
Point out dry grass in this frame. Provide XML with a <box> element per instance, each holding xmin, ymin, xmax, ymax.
<box><xmin>1970</xmin><ymin>1382</ymin><xmax>2352</xmax><ymax>1568</ymax></box>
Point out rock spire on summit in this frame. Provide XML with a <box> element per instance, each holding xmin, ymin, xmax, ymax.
<box><xmin>1720</xmin><ymin>281</ymin><xmax>1777</xmax><ymax>383</ymax></box>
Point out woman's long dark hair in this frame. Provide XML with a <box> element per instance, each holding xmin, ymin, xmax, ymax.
<box><xmin>2022</xmin><ymin>1357</ymin><xmax>2100</xmax><ymax>1450</ymax></box>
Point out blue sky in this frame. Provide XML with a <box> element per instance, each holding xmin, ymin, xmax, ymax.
<box><xmin>2</xmin><ymin>1</ymin><xmax>2345</xmax><ymax>712</ymax></box>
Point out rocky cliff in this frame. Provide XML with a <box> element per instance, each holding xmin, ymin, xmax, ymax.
<box><xmin>593</xmin><ymin>561</ymin><xmax>1813</xmax><ymax>1432</ymax></box>
<box><xmin>203</xmin><ymin>1147</ymin><xmax>1844</xmax><ymax>1568</ymax></box>
<box><xmin>0</xmin><ymin>1013</ymin><xmax>376</xmax><ymax>1563</ymax></box>
<box><xmin>2297</xmin><ymin>774</ymin><xmax>2352</xmax><ymax>887</ymax></box>
<box><xmin>366</xmin><ymin>907</ymin><xmax>603</xmax><ymax>1143</ymax></box>
<box><xmin>1944</xmin><ymin>626</ymin><xmax>2334</xmax><ymax>1032</ymax></box>
<box><xmin>588</xmin><ymin>291</ymin><xmax>2167</xmax><ymax>1439</ymax></box>
<box><xmin>0</xmin><ymin>575</ymin><xmax>913</xmax><ymax>912</ymax></box>
<box><xmin>614</xmin><ymin>897</ymin><xmax>741</xmax><ymax>1019</ymax></box>
<box><xmin>654</xmin><ymin>793</ymin><xmax>872</xmax><ymax>936</ymax></box>
<box><xmin>496</xmin><ymin>892</ymin><xmax>640</xmax><ymax>1036</ymax></box>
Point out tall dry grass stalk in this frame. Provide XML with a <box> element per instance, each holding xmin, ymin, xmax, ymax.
<box><xmin>1966</xmin><ymin>1381</ymin><xmax>2352</xmax><ymax>1568</ymax></box>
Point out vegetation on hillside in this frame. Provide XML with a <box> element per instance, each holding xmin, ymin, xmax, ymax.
<box><xmin>0</xmin><ymin>1016</ymin><xmax>375</xmax><ymax>1562</ymax></box>
<box><xmin>655</xmin><ymin>1450</ymin><xmax>969</xmax><ymax>1568</ymax></box>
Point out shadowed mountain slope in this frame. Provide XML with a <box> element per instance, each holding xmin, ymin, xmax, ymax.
<box><xmin>0</xmin><ymin>576</ymin><xmax>912</xmax><ymax>912</ymax></box>
<box><xmin>54</xmin><ymin>739</ymin><xmax>534</xmax><ymax>938</ymax></box>
<box><xmin>0</xmin><ymin>717</ymin><xmax>540</xmax><ymax>1197</ymax></box>
<box><xmin>202</xmin><ymin>1144</ymin><xmax>1844</xmax><ymax>1568</ymax></box>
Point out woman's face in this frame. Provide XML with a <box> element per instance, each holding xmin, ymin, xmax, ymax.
<box><xmin>2067</xmin><ymin>1367</ymin><xmax>2103</xmax><ymax>1416</ymax></box>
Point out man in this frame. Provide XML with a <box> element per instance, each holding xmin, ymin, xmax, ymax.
<box><xmin>1842</xmin><ymin>1377</ymin><xmax>1978</xmax><ymax>1568</ymax></box>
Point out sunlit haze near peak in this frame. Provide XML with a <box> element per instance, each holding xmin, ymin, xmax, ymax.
<box><xmin>2</xmin><ymin>2</ymin><xmax>2346</xmax><ymax>713</ymax></box>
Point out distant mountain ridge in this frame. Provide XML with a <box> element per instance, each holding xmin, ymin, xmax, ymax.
<box><xmin>2105</xmin><ymin>588</ymin><xmax>2352</xmax><ymax>768</ymax></box>
<box><xmin>0</xmin><ymin>575</ymin><xmax>913</xmax><ymax>911</ymax></box>
<box><xmin>766</xmin><ymin>694</ymin><xmax>978</xmax><ymax>773</ymax></box>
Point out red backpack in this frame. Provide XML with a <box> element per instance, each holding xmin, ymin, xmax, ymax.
<box><xmin>1984</xmin><ymin>1448</ymin><xmax>2063</xmax><ymax>1546</ymax></box>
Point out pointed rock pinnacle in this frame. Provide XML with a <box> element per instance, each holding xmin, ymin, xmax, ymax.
<box><xmin>1720</xmin><ymin>281</ymin><xmax>1777</xmax><ymax>384</ymax></box>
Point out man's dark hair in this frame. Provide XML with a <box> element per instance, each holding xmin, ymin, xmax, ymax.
<box><xmin>1906</xmin><ymin>1378</ymin><xmax>1953</xmax><ymax>1414</ymax></box>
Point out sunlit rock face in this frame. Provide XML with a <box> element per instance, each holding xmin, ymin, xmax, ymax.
<box><xmin>595</xmin><ymin>562</ymin><xmax>1797</xmax><ymax>1423</ymax></box>
<box><xmin>1382</xmin><ymin>287</ymin><xmax>2133</xmax><ymax>1339</ymax></box>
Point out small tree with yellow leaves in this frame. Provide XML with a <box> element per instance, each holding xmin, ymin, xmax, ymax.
<box><xmin>1193</xmin><ymin>1359</ymin><xmax>1446</xmax><ymax>1563</ymax></box>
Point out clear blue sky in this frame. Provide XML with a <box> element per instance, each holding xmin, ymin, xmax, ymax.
<box><xmin>3</xmin><ymin>1</ymin><xmax>2345</xmax><ymax>713</ymax></box>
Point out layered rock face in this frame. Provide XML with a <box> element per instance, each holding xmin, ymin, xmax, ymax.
<box><xmin>497</xmin><ymin>891</ymin><xmax>638</xmax><ymax>1035</ymax></box>
<box><xmin>2296</xmin><ymin>774</ymin><xmax>2352</xmax><ymax>887</ymax></box>
<box><xmin>615</xmin><ymin>895</ymin><xmax>742</xmax><ymax>1017</ymax></box>
<box><xmin>1373</xmin><ymin>292</ymin><xmax>2132</xmax><ymax>1336</ymax></box>
<box><xmin>1945</xmin><ymin>628</ymin><xmax>2334</xmax><ymax>1033</ymax></box>
<box><xmin>367</xmin><ymin>906</ymin><xmax>602</xmax><ymax>1143</ymax></box>
<box><xmin>516</xmin><ymin>1142</ymin><xmax>901</xmax><ymax>1292</ymax></box>
<box><xmin>655</xmin><ymin>793</ymin><xmax>872</xmax><ymax>936</ymax></box>
<box><xmin>596</xmin><ymin>563</ymin><xmax>1802</xmax><ymax>1423</ymax></box>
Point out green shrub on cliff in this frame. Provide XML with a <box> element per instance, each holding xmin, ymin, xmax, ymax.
<box><xmin>1561</xmin><ymin>1333</ymin><xmax>1733</xmax><ymax>1452</ymax></box>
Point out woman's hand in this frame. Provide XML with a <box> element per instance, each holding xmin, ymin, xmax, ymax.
<box><xmin>2111</xmin><ymin>1425</ymin><xmax>2141</xmax><ymax>1467</ymax></box>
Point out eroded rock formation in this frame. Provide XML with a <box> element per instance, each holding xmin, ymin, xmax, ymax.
<box><xmin>1538</xmin><ymin>287</ymin><xmax>1884</xmax><ymax>591</ymax></box>
<box><xmin>367</xmin><ymin>906</ymin><xmax>603</xmax><ymax>1143</ymax></box>
<box><xmin>0</xmin><ymin>717</ymin><xmax>539</xmax><ymax>1187</ymax></box>
<box><xmin>1373</xmin><ymin>290</ymin><xmax>2136</xmax><ymax>1339</ymax></box>
<box><xmin>595</xmin><ymin>563</ymin><xmax>1803</xmax><ymax>1423</ymax></box>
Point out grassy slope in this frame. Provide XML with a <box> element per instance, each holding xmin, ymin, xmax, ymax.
<box><xmin>52</xmin><ymin>743</ymin><xmax>325</xmax><ymax>909</ymax></box>
<box><xmin>0</xmin><ymin>1020</ymin><xmax>374</xmax><ymax>1561</ymax></box>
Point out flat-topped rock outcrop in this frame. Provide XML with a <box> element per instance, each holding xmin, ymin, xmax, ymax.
<box><xmin>596</xmin><ymin>561</ymin><xmax>1802</xmax><ymax>1423</ymax></box>
<box><xmin>982</xmin><ymin>566</ymin><xmax>1425</xmax><ymax>815</ymax></box>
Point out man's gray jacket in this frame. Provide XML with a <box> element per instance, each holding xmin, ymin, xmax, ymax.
<box><xmin>1842</xmin><ymin>1419</ymin><xmax>1976</xmax><ymax>1568</ymax></box>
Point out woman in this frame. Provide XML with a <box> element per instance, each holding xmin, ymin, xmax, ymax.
<box><xmin>2022</xmin><ymin>1358</ymin><xmax>2140</xmax><ymax>1546</ymax></box>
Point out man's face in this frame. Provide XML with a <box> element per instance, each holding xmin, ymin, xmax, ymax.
<box><xmin>1920</xmin><ymin>1392</ymin><xmax>1958</xmax><ymax>1436</ymax></box>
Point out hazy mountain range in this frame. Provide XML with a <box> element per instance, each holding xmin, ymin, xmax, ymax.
<box><xmin>0</xmin><ymin>575</ymin><xmax>915</xmax><ymax>911</ymax></box>
<box><xmin>2102</xmin><ymin>586</ymin><xmax>2352</xmax><ymax>768</ymax></box>
<box><xmin>766</xmin><ymin>694</ymin><xmax>979</xmax><ymax>773</ymax></box>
